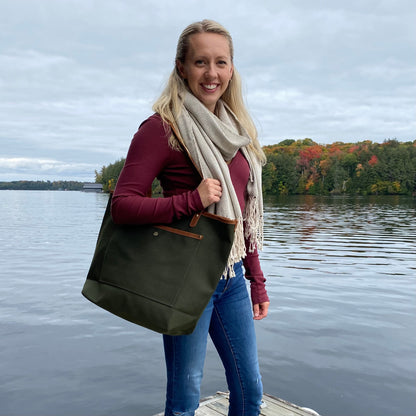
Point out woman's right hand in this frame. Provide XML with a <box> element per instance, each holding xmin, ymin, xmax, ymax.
<box><xmin>197</xmin><ymin>178</ymin><xmax>222</xmax><ymax>208</ymax></box>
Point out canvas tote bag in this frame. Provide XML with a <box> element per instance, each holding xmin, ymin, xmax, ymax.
<box><xmin>82</xmin><ymin>193</ymin><xmax>236</xmax><ymax>335</ymax></box>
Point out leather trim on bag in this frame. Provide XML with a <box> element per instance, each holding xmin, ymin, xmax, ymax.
<box><xmin>201</xmin><ymin>212</ymin><xmax>238</xmax><ymax>226</ymax></box>
<box><xmin>155</xmin><ymin>224</ymin><xmax>203</xmax><ymax>240</ymax></box>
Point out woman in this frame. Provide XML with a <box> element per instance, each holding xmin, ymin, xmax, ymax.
<box><xmin>112</xmin><ymin>19</ymin><xmax>270</xmax><ymax>416</ymax></box>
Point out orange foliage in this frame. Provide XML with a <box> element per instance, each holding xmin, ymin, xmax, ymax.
<box><xmin>348</xmin><ymin>145</ymin><xmax>360</xmax><ymax>153</ymax></box>
<box><xmin>368</xmin><ymin>155</ymin><xmax>378</xmax><ymax>166</ymax></box>
<box><xmin>298</xmin><ymin>145</ymin><xmax>323</xmax><ymax>167</ymax></box>
<box><xmin>305</xmin><ymin>178</ymin><xmax>315</xmax><ymax>191</ymax></box>
<box><xmin>329</xmin><ymin>143</ymin><xmax>343</xmax><ymax>157</ymax></box>
<box><xmin>319</xmin><ymin>159</ymin><xmax>330</xmax><ymax>176</ymax></box>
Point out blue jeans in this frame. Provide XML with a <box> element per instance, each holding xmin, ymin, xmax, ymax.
<box><xmin>163</xmin><ymin>262</ymin><xmax>263</xmax><ymax>416</ymax></box>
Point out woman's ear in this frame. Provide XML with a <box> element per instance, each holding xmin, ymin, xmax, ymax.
<box><xmin>176</xmin><ymin>59</ymin><xmax>186</xmax><ymax>79</ymax></box>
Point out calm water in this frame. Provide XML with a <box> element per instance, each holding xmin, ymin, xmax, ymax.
<box><xmin>0</xmin><ymin>191</ymin><xmax>415</xmax><ymax>416</ymax></box>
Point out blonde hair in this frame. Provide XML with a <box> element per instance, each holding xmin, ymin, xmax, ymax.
<box><xmin>152</xmin><ymin>19</ymin><xmax>265</xmax><ymax>163</ymax></box>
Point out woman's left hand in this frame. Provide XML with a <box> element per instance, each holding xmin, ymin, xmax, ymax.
<box><xmin>253</xmin><ymin>302</ymin><xmax>270</xmax><ymax>320</ymax></box>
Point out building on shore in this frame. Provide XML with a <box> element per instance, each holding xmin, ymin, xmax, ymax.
<box><xmin>82</xmin><ymin>183</ymin><xmax>103</xmax><ymax>193</ymax></box>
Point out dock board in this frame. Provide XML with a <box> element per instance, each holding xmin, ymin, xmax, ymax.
<box><xmin>154</xmin><ymin>391</ymin><xmax>320</xmax><ymax>416</ymax></box>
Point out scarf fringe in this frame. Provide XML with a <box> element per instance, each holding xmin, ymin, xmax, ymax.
<box><xmin>223</xmin><ymin>201</ymin><xmax>264</xmax><ymax>279</ymax></box>
<box><xmin>244</xmin><ymin>195</ymin><xmax>264</xmax><ymax>252</ymax></box>
<box><xmin>225</xmin><ymin>218</ymin><xmax>246</xmax><ymax>278</ymax></box>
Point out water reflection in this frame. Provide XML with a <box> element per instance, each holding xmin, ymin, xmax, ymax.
<box><xmin>0</xmin><ymin>192</ymin><xmax>415</xmax><ymax>416</ymax></box>
<box><xmin>262</xmin><ymin>195</ymin><xmax>415</xmax><ymax>275</ymax></box>
<box><xmin>257</xmin><ymin>195</ymin><xmax>416</xmax><ymax>416</ymax></box>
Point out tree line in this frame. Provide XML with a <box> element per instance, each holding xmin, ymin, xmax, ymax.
<box><xmin>95</xmin><ymin>139</ymin><xmax>416</xmax><ymax>196</ymax></box>
<box><xmin>263</xmin><ymin>139</ymin><xmax>415</xmax><ymax>195</ymax></box>
<box><xmin>0</xmin><ymin>180</ymin><xmax>85</xmax><ymax>191</ymax></box>
<box><xmin>2</xmin><ymin>139</ymin><xmax>413</xmax><ymax>195</ymax></box>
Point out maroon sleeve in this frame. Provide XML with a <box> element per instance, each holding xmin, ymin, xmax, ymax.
<box><xmin>243</xmin><ymin>246</ymin><xmax>270</xmax><ymax>305</ymax></box>
<box><xmin>111</xmin><ymin>115</ymin><xmax>204</xmax><ymax>225</ymax></box>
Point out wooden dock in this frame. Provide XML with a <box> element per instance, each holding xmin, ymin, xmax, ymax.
<box><xmin>154</xmin><ymin>391</ymin><xmax>320</xmax><ymax>416</ymax></box>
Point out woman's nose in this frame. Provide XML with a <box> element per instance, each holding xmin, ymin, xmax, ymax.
<box><xmin>205</xmin><ymin>63</ymin><xmax>216</xmax><ymax>78</ymax></box>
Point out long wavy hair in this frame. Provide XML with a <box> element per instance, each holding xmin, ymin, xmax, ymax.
<box><xmin>152</xmin><ymin>19</ymin><xmax>265</xmax><ymax>163</ymax></box>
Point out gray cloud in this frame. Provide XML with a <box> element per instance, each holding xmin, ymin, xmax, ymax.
<box><xmin>0</xmin><ymin>157</ymin><xmax>97</xmax><ymax>182</ymax></box>
<box><xmin>0</xmin><ymin>0</ymin><xmax>415</xmax><ymax>181</ymax></box>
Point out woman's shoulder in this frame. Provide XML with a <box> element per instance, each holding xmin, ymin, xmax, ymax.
<box><xmin>129</xmin><ymin>114</ymin><xmax>173</xmax><ymax>148</ymax></box>
<box><xmin>135</xmin><ymin>113</ymin><xmax>184</xmax><ymax>154</ymax></box>
<box><xmin>124</xmin><ymin>114</ymin><xmax>174</xmax><ymax>161</ymax></box>
<box><xmin>137</xmin><ymin>113</ymin><xmax>171</xmax><ymax>140</ymax></box>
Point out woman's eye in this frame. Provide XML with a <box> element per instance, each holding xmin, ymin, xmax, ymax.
<box><xmin>217</xmin><ymin>60</ymin><xmax>229</xmax><ymax>67</ymax></box>
<box><xmin>195</xmin><ymin>60</ymin><xmax>205</xmax><ymax>66</ymax></box>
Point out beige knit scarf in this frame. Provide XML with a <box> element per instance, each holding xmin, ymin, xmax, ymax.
<box><xmin>175</xmin><ymin>91</ymin><xmax>263</xmax><ymax>275</ymax></box>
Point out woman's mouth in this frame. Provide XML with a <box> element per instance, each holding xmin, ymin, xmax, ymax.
<box><xmin>201</xmin><ymin>83</ymin><xmax>219</xmax><ymax>92</ymax></box>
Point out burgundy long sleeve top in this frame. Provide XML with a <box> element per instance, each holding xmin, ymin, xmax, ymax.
<box><xmin>112</xmin><ymin>114</ymin><xmax>269</xmax><ymax>305</ymax></box>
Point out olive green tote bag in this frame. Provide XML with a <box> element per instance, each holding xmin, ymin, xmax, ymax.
<box><xmin>82</xmin><ymin>194</ymin><xmax>236</xmax><ymax>335</ymax></box>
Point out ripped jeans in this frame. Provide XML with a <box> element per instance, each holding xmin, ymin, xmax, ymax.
<box><xmin>163</xmin><ymin>262</ymin><xmax>263</xmax><ymax>416</ymax></box>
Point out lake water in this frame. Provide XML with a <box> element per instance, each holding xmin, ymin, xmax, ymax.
<box><xmin>0</xmin><ymin>191</ymin><xmax>415</xmax><ymax>416</ymax></box>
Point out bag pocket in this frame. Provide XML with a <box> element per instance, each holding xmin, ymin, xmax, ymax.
<box><xmin>99</xmin><ymin>224</ymin><xmax>202</xmax><ymax>306</ymax></box>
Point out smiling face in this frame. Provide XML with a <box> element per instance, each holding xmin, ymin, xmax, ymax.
<box><xmin>177</xmin><ymin>32</ymin><xmax>234</xmax><ymax>113</ymax></box>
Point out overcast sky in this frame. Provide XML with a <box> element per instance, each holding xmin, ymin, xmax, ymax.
<box><xmin>1</xmin><ymin>0</ymin><xmax>415</xmax><ymax>181</ymax></box>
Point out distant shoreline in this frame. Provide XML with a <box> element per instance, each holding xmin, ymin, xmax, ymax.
<box><xmin>0</xmin><ymin>180</ymin><xmax>87</xmax><ymax>191</ymax></box>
